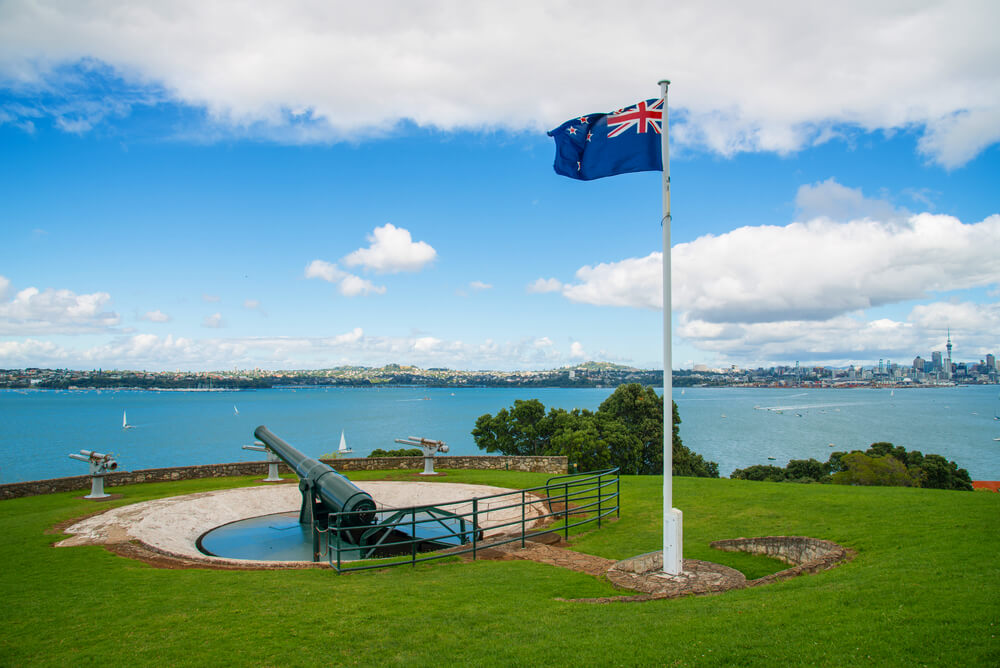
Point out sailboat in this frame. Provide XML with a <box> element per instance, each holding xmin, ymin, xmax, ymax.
<box><xmin>338</xmin><ymin>430</ymin><xmax>352</xmax><ymax>455</ymax></box>
<box><xmin>233</xmin><ymin>405</ymin><xmax>239</xmax><ymax>416</ymax></box>
<box><xmin>122</xmin><ymin>410</ymin><xmax>133</xmax><ymax>429</ymax></box>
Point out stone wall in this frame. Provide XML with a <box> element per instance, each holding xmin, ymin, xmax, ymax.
<box><xmin>0</xmin><ymin>455</ymin><xmax>567</xmax><ymax>501</ymax></box>
<box><xmin>710</xmin><ymin>536</ymin><xmax>853</xmax><ymax>586</ymax></box>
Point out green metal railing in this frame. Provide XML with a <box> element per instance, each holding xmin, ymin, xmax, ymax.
<box><xmin>322</xmin><ymin>467</ymin><xmax>620</xmax><ymax>573</ymax></box>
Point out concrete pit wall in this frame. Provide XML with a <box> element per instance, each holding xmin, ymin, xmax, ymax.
<box><xmin>710</xmin><ymin>536</ymin><xmax>853</xmax><ymax>586</ymax></box>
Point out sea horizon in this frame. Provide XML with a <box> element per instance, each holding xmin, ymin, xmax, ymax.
<box><xmin>3</xmin><ymin>384</ymin><xmax>998</xmax><ymax>484</ymax></box>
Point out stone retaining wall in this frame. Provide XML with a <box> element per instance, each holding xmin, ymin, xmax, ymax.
<box><xmin>710</xmin><ymin>536</ymin><xmax>853</xmax><ymax>586</ymax></box>
<box><xmin>0</xmin><ymin>455</ymin><xmax>567</xmax><ymax>501</ymax></box>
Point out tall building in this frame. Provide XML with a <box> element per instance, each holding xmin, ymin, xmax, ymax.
<box><xmin>988</xmin><ymin>353</ymin><xmax>997</xmax><ymax>373</ymax></box>
<box><xmin>944</xmin><ymin>330</ymin><xmax>953</xmax><ymax>379</ymax></box>
<box><xmin>932</xmin><ymin>350</ymin><xmax>943</xmax><ymax>371</ymax></box>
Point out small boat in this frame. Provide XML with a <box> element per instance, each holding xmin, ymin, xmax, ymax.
<box><xmin>122</xmin><ymin>410</ymin><xmax>133</xmax><ymax>430</ymax></box>
<box><xmin>233</xmin><ymin>405</ymin><xmax>239</xmax><ymax>416</ymax></box>
<box><xmin>767</xmin><ymin>457</ymin><xmax>777</xmax><ymax>461</ymax></box>
<box><xmin>338</xmin><ymin>430</ymin><xmax>352</xmax><ymax>454</ymax></box>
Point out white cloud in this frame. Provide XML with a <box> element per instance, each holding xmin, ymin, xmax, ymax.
<box><xmin>918</xmin><ymin>107</ymin><xmax>1000</xmax><ymax>169</ymax></box>
<box><xmin>527</xmin><ymin>278</ymin><xmax>563</xmax><ymax>294</ymax></box>
<box><xmin>343</xmin><ymin>224</ymin><xmax>436</xmax><ymax>274</ymax></box>
<box><xmin>673</xmin><ymin>213</ymin><xmax>1000</xmax><ymax>324</ymax></box>
<box><xmin>0</xmin><ymin>282</ymin><xmax>120</xmax><ymax>334</ymax></box>
<box><xmin>323</xmin><ymin>327</ymin><xmax>363</xmax><ymax>346</ymax></box>
<box><xmin>305</xmin><ymin>259</ymin><xmax>385</xmax><ymax>297</ymax></box>
<box><xmin>0</xmin><ymin>338</ymin><xmax>67</xmax><ymax>363</ymax></box>
<box><xmin>243</xmin><ymin>299</ymin><xmax>260</xmax><ymax>310</ymax></box>
<box><xmin>202</xmin><ymin>294</ymin><xmax>220</xmax><ymax>303</ymax></box>
<box><xmin>0</xmin><ymin>275</ymin><xmax>9</xmax><ymax>300</ymax></box>
<box><xmin>142</xmin><ymin>309</ymin><xmax>170</xmax><ymax>323</ymax></box>
<box><xmin>908</xmin><ymin>300</ymin><xmax>1000</xmax><ymax>334</ymax></box>
<box><xmin>412</xmin><ymin>336</ymin><xmax>443</xmax><ymax>353</ymax></box>
<box><xmin>556</xmin><ymin>212</ymin><xmax>1000</xmax><ymax>326</ymax></box>
<box><xmin>1</xmin><ymin>2</ymin><xmax>997</xmax><ymax>165</ymax></box>
<box><xmin>562</xmin><ymin>254</ymin><xmax>662</xmax><ymax>309</ymax></box>
<box><xmin>569</xmin><ymin>341</ymin><xmax>586</xmax><ymax>359</ymax></box>
<box><xmin>203</xmin><ymin>312</ymin><xmax>224</xmax><ymax>328</ymax></box>
<box><xmin>469</xmin><ymin>281</ymin><xmax>492</xmax><ymax>291</ymax></box>
<box><xmin>676</xmin><ymin>299</ymin><xmax>1000</xmax><ymax>368</ymax></box>
<box><xmin>338</xmin><ymin>274</ymin><xmax>386</xmax><ymax>297</ymax></box>
<box><xmin>795</xmin><ymin>178</ymin><xmax>904</xmax><ymax>223</ymax></box>
<box><xmin>0</xmin><ymin>329</ymin><xmax>596</xmax><ymax>371</ymax></box>
<box><xmin>304</xmin><ymin>259</ymin><xmax>345</xmax><ymax>283</ymax></box>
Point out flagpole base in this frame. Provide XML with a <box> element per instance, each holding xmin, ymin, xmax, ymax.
<box><xmin>662</xmin><ymin>507</ymin><xmax>683</xmax><ymax>574</ymax></box>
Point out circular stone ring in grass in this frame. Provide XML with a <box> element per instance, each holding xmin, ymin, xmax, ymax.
<box><xmin>592</xmin><ymin>537</ymin><xmax>854</xmax><ymax>601</ymax></box>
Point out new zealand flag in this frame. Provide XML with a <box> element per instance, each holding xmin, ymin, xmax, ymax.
<box><xmin>548</xmin><ymin>98</ymin><xmax>663</xmax><ymax>180</ymax></box>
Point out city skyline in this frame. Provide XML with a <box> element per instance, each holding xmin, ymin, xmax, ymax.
<box><xmin>2</xmin><ymin>2</ymin><xmax>999</xmax><ymax>372</ymax></box>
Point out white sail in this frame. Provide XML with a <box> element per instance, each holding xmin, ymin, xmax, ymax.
<box><xmin>234</xmin><ymin>405</ymin><xmax>239</xmax><ymax>416</ymax></box>
<box><xmin>338</xmin><ymin>430</ymin><xmax>352</xmax><ymax>453</ymax></box>
<box><xmin>122</xmin><ymin>410</ymin><xmax>132</xmax><ymax>429</ymax></box>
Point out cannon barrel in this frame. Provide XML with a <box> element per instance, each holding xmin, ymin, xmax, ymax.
<box><xmin>254</xmin><ymin>425</ymin><xmax>375</xmax><ymax>527</ymax></box>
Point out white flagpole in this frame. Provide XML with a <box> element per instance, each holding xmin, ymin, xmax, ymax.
<box><xmin>659</xmin><ymin>79</ymin><xmax>683</xmax><ymax>575</ymax></box>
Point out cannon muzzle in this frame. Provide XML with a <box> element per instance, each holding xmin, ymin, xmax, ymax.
<box><xmin>254</xmin><ymin>425</ymin><xmax>376</xmax><ymax>529</ymax></box>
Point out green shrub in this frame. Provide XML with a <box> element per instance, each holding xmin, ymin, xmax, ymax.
<box><xmin>369</xmin><ymin>447</ymin><xmax>423</xmax><ymax>457</ymax></box>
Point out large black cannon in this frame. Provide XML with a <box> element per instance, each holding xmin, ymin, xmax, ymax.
<box><xmin>253</xmin><ymin>425</ymin><xmax>377</xmax><ymax>537</ymax></box>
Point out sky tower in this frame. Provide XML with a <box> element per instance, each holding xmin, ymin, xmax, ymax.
<box><xmin>945</xmin><ymin>329</ymin><xmax>953</xmax><ymax>379</ymax></box>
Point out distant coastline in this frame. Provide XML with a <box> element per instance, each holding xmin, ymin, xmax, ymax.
<box><xmin>2</xmin><ymin>360</ymin><xmax>996</xmax><ymax>391</ymax></box>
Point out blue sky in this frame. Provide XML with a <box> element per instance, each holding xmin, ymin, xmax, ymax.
<box><xmin>1</xmin><ymin>1</ymin><xmax>998</xmax><ymax>371</ymax></box>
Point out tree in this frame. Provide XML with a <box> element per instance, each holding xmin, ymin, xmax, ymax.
<box><xmin>471</xmin><ymin>399</ymin><xmax>555</xmax><ymax>456</ymax></box>
<box><xmin>831</xmin><ymin>452</ymin><xmax>919</xmax><ymax>487</ymax></box>
<box><xmin>784</xmin><ymin>458</ymin><xmax>829</xmax><ymax>482</ymax></box>
<box><xmin>470</xmin><ymin>383</ymin><xmax>719</xmax><ymax>477</ymax></box>
<box><xmin>730</xmin><ymin>465</ymin><xmax>788</xmax><ymax>482</ymax></box>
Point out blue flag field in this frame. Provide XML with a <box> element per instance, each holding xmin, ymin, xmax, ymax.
<box><xmin>548</xmin><ymin>98</ymin><xmax>664</xmax><ymax>180</ymax></box>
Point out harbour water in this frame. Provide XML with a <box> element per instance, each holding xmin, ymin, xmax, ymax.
<box><xmin>2</xmin><ymin>385</ymin><xmax>998</xmax><ymax>483</ymax></box>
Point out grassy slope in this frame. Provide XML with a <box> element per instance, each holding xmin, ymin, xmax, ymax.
<box><xmin>1</xmin><ymin>472</ymin><xmax>997</xmax><ymax>667</ymax></box>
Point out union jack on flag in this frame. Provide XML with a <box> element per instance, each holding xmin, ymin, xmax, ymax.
<box><xmin>607</xmin><ymin>99</ymin><xmax>663</xmax><ymax>138</ymax></box>
<box><xmin>548</xmin><ymin>97</ymin><xmax>664</xmax><ymax>181</ymax></box>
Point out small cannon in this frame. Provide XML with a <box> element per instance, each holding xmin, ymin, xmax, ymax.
<box><xmin>241</xmin><ymin>441</ymin><xmax>282</xmax><ymax>481</ymax></box>
<box><xmin>254</xmin><ymin>426</ymin><xmax>377</xmax><ymax>550</ymax></box>
<box><xmin>68</xmin><ymin>450</ymin><xmax>118</xmax><ymax>499</ymax></box>
<box><xmin>395</xmin><ymin>436</ymin><xmax>449</xmax><ymax>475</ymax></box>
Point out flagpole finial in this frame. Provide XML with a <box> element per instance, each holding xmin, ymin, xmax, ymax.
<box><xmin>658</xmin><ymin>79</ymin><xmax>671</xmax><ymax>86</ymax></box>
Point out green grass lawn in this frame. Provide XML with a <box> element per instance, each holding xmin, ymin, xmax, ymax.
<box><xmin>2</xmin><ymin>471</ymin><xmax>997</xmax><ymax>666</ymax></box>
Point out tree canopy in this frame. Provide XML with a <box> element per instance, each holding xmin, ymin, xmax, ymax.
<box><xmin>731</xmin><ymin>441</ymin><xmax>972</xmax><ymax>491</ymax></box>
<box><xmin>471</xmin><ymin>383</ymin><xmax>719</xmax><ymax>477</ymax></box>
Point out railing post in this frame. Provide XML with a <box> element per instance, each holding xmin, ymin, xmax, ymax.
<box><xmin>312</xmin><ymin>517</ymin><xmax>320</xmax><ymax>563</ymax></box>
<box><xmin>411</xmin><ymin>507</ymin><xmax>417</xmax><ymax>567</ymax></box>
<box><xmin>616</xmin><ymin>474</ymin><xmax>620</xmax><ymax>518</ymax></box>
<box><xmin>597</xmin><ymin>474</ymin><xmax>602</xmax><ymax>528</ymax></box>
<box><xmin>564</xmin><ymin>482</ymin><xmax>569</xmax><ymax>540</ymax></box>
<box><xmin>335</xmin><ymin>512</ymin><xmax>342</xmax><ymax>573</ymax></box>
<box><xmin>472</xmin><ymin>498</ymin><xmax>478</xmax><ymax>560</ymax></box>
<box><xmin>521</xmin><ymin>490</ymin><xmax>526</xmax><ymax>549</ymax></box>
